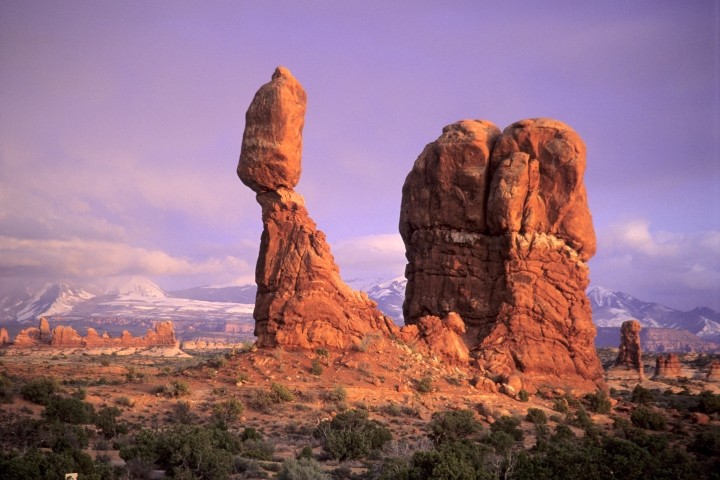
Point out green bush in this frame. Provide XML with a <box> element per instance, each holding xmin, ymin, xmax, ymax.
<box><xmin>697</xmin><ymin>390</ymin><xmax>720</xmax><ymax>414</ymax></box>
<box><xmin>95</xmin><ymin>406</ymin><xmax>127</xmax><ymax>439</ymax></box>
<box><xmin>42</xmin><ymin>396</ymin><xmax>96</xmax><ymax>425</ymax></box>
<box><xmin>20</xmin><ymin>377</ymin><xmax>58</xmax><ymax>405</ymax></box>
<box><xmin>526</xmin><ymin>408</ymin><xmax>548</xmax><ymax>425</ymax></box>
<box><xmin>586</xmin><ymin>390</ymin><xmax>612</xmax><ymax>414</ymax></box>
<box><xmin>490</xmin><ymin>415</ymin><xmax>523</xmax><ymax>441</ymax></box>
<box><xmin>631</xmin><ymin>385</ymin><xmax>654</xmax><ymax>405</ymax></box>
<box><xmin>314</xmin><ymin>409</ymin><xmax>392</xmax><ymax>460</ymax></box>
<box><xmin>271</xmin><ymin>382</ymin><xmax>295</xmax><ymax>402</ymax></box>
<box><xmin>238</xmin><ymin>427</ymin><xmax>275</xmax><ymax>460</ymax></box>
<box><xmin>277</xmin><ymin>457</ymin><xmax>330</xmax><ymax>480</ymax></box>
<box><xmin>416</xmin><ymin>376</ymin><xmax>433</xmax><ymax>393</ymax></box>
<box><xmin>428</xmin><ymin>409</ymin><xmax>482</xmax><ymax>446</ymax></box>
<box><xmin>324</xmin><ymin>385</ymin><xmax>346</xmax><ymax>402</ymax></box>
<box><xmin>310</xmin><ymin>359</ymin><xmax>323</xmax><ymax>376</ymax></box>
<box><xmin>211</xmin><ymin>398</ymin><xmax>244</xmax><ymax>427</ymax></box>
<box><xmin>630</xmin><ymin>406</ymin><xmax>666</xmax><ymax>431</ymax></box>
<box><xmin>552</xmin><ymin>397</ymin><xmax>569</xmax><ymax>413</ymax></box>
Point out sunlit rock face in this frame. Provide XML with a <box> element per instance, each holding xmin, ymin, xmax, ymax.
<box><xmin>238</xmin><ymin>67</ymin><xmax>396</xmax><ymax>349</ymax></box>
<box><xmin>401</xmin><ymin>118</ymin><xmax>605</xmax><ymax>390</ymax></box>
<box><xmin>615</xmin><ymin>319</ymin><xmax>644</xmax><ymax>381</ymax></box>
<box><xmin>654</xmin><ymin>353</ymin><xmax>682</xmax><ymax>379</ymax></box>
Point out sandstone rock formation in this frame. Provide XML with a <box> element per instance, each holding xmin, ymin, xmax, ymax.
<box><xmin>707</xmin><ymin>359</ymin><xmax>720</xmax><ymax>381</ymax></box>
<box><xmin>400</xmin><ymin>118</ymin><xmax>604</xmax><ymax>390</ymax></box>
<box><xmin>0</xmin><ymin>328</ymin><xmax>9</xmax><ymax>345</ymax></box>
<box><xmin>238</xmin><ymin>67</ymin><xmax>396</xmax><ymax>349</ymax></box>
<box><xmin>615</xmin><ymin>319</ymin><xmax>644</xmax><ymax>379</ymax></box>
<box><xmin>653</xmin><ymin>353</ymin><xmax>682</xmax><ymax>378</ymax></box>
<box><xmin>399</xmin><ymin>312</ymin><xmax>470</xmax><ymax>364</ymax></box>
<box><xmin>11</xmin><ymin>318</ymin><xmax>177</xmax><ymax>349</ymax></box>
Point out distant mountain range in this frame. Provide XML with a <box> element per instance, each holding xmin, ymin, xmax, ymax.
<box><xmin>1</xmin><ymin>277</ymin><xmax>718</xmax><ymax>351</ymax></box>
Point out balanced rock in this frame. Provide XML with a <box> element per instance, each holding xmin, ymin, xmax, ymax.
<box><xmin>653</xmin><ymin>353</ymin><xmax>682</xmax><ymax>379</ymax></box>
<box><xmin>238</xmin><ymin>67</ymin><xmax>397</xmax><ymax>349</ymax></box>
<box><xmin>400</xmin><ymin>118</ymin><xmax>604</xmax><ymax>390</ymax></box>
<box><xmin>616</xmin><ymin>319</ymin><xmax>644</xmax><ymax>379</ymax></box>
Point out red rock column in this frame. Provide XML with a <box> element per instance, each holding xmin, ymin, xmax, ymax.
<box><xmin>238</xmin><ymin>67</ymin><xmax>396</xmax><ymax>349</ymax></box>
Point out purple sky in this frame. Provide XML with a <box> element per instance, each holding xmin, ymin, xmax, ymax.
<box><xmin>1</xmin><ymin>1</ymin><xmax>718</xmax><ymax>310</ymax></box>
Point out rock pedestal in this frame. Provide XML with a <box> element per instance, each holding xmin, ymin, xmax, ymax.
<box><xmin>238</xmin><ymin>67</ymin><xmax>396</xmax><ymax>349</ymax></box>
<box><xmin>615</xmin><ymin>319</ymin><xmax>644</xmax><ymax>380</ymax></box>
<box><xmin>400</xmin><ymin>118</ymin><xmax>604</xmax><ymax>390</ymax></box>
<box><xmin>653</xmin><ymin>353</ymin><xmax>682</xmax><ymax>378</ymax></box>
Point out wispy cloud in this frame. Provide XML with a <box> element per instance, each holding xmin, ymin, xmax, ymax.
<box><xmin>332</xmin><ymin>233</ymin><xmax>406</xmax><ymax>281</ymax></box>
<box><xmin>592</xmin><ymin>219</ymin><xmax>720</xmax><ymax>310</ymax></box>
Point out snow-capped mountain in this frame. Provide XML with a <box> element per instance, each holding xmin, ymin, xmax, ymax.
<box><xmin>587</xmin><ymin>286</ymin><xmax>720</xmax><ymax>340</ymax></box>
<box><xmin>363</xmin><ymin>276</ymin><xmax>407</xmax><ymax>324</ymax></box>
<box><xmin>101</xmin><ymin>276</ymin><xmax>168</xmax><ymax>298</ymax></box>
<box><xmin>0</xmin><ymin>283</ymin><xmax>98</xmax><ymax>323</ymax></box>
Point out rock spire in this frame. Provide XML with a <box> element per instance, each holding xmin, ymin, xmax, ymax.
<box><xmin>238</xmin><ymin>67</ymin><xmax>396</xmax><ymax>349</ymax></box>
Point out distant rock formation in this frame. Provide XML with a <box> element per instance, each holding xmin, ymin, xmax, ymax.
<box><xmin>11</xmin><ymin>318</ymin><xmax>177</xmax><ymax>348</ymax></box>
<box><xmin>654</xmin><ymin>353</ymin><xmax>682</xmax><ymax>378</ymax></box>
<box><xmin>0</xmin><ymin>328</ymin><xmax>9</xmax><ymax>345</ymax></box>
<box><xmin>708</xmin><ymin>360</ymin><xmax>720</xmax><ymax>381</ymax></box>
<box><xmin>400</xmin><ymin>118</ymin><xmax>604</xmax><ymax>390</ymax></box>
<box><xmin>615</xmin><ymin>319</ymin><xmax>644</xmax><ymax>379</ymax></box>
<box><xmin>238</xmin><ymin>67</ymin><xmax>396</xmax><ymax>349</ymax></box>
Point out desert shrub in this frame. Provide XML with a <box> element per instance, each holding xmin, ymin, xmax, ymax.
<box><xmin>631</xmin><ymin>384</ymin><xmax>654</xmax><ymax>405</ymax></box>
<box><xmin>211</xmin><ymin>398</ymin><xmax>244</xmax><ymax>427</ymax></box>
<box><xmin>207</xmin><ymin>354</ymin><xmax>227</xmax><ymax>369</ymax></box>
<box><xmin>42</xmin><ymin>395</ymin><xmax>96</xmax><ymax>424</ymax></box>
<box><xmin>121</xmin><ymin>424</ymin><xmax>240</xmax><ymax>479</ymax></box>
<box><xmin>690</xmin><ymin>426</ymin><xmax>720</xmax><ymax>457</ymax></box>
<box><xmin>167</xmin><ymin>380</ymin><xmax>190</xmax><ymax>397</ymax></box>
<box><xmin>20</xmin><ymin>377</ymin><xmax>59</xmax><ymax>405</ymax></box>
<box><xmin>552</xmin><ymin>397</ymin><xmax>569</xmax><ymax>413</ymax></box>
<box><xmin>490</xmin><ymin>415</ymin><xmax>523</xmax><ymax>441</ymax></box>
<box><xmin>39</xmin><ymin>421</ymin><xmax>90</xmax><ymax>451</ymax></box>
<box><xmin>428</xmin><ymin>409</ymin><xmax>482</xmax><ymax>446</ymax></box>
<box><xmin>297</xmin><ymin>445</ymin><xmax>314</xmax><ymax>460</ymax></box>
<box><xmin>95</xmin><ymin>406</ymin><xmax>128</xmax><ymax>438</ymax></box>
<box><xmin>277</xmin><ymin>457</ymin><xmax>330</xmax><ymax>480</ymax></box>
<box><xmin>314</xmin><ymin>409</ymin><xmax>392</xmax><ymax>460</ymax></box>
<box><xmin>0</xmin><ymin>372</ymin><xmax>13</xmax><ymax>403</ymax></box>
<box><xmin>396</xmin><ymin>440</ymin><xmax>492</xmax><ymax>480</ymax></box>
<box><xmin>238</xmin><ymin>428</ymin><xmax>275</xmax><ymax>460</ymax></box>
<box><xmin>631</xmin><ymin>406</ymin><xmax>666</xmax><ymax>431</ymax></box>
<box><xmin>518</xmin><ymin>389</ymin><xmax>530</xmax><ymax>402</ymax></box>
<box><xmin>381</xmin><ymin>402</ymin><xmax>418</xmax><ymax>418</ymax></box>
<box><xmin>526</xmin><ymin>408</ymin><xmax>547</xmax><ymax>425</ymax></box>
<box><xmin>586</xmin><ymin>390</ymin><xmax>612</xmax><ymax>414</ymax></box>
<box><xmin>171</xmin><ymin>400</ymin><xmax>196</xmax><ymax>424</ymax></box>
<box><xmin>271</xmin><ymin>382</ymin><xmax>295</xmax><ymax>402</ymax></box>
<box><xmin>697</xmin><ymin>390</ymin><xmax>720</xmax><ymax>414</ymax></box>
<box><xmin>115</xmin><ymin>395</ymin><xmax>134</xmax><ymax>407</ymax></box>
<box><xmin>416</xmin><ymin>376</ymin><xmax>433</xmax><ymax>394</ymax></box>
<box><xmin>310</xmin><ymin>359</ymin><xmax>323</xmax><ymax>376</ymax></box>
<box><xmin>0</xmin><ymin>447</ymin><xmax>115</xmax><ymax>480</ymax></box>
<box><xmin>324</xmin><ymin>385</ymin><xmax>346</xmax><ymax>402</ymax></box>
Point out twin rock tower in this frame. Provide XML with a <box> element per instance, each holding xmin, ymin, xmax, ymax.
<box><xmin>237</xmin><ymin>67</ymin><xmax>605</xmax><ymax>391</ymax></box>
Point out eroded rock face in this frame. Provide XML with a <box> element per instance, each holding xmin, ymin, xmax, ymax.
<box><xmin>238</xmin><ymin>67</ymin><xmax>397</xmax><ymax>349</ymax></box>
<box><xmin>707</xmin><ymin>360</ymin><xmax>720</xmax><ymax>381</ymax></box>
<box><xmin>0</xmin><ymin>328</ymin><xmax>9</xmax><ymax>345</ymax></box>
<box><xmin>616</xmin><ymin>319</ymin><xmax>644</xmax><ymax>379</ymax></box>
<box><xmin>12</xmin><ymin>319</ymin><xmax>177</xmax><ymax>349</ymax></box>
<box><xmin>400</xmin><ymin>118</ymin><xmax>604</xmax><ymax>390</ymax></box>
<box><xmin>399</xmin><ymin>312</ymin><xmax>470</xmax><ymax>363</ymax></box>
<box><xmin>654</xmin><ymin>353</ymin><xmax>682</xmax><ymax>378</ymax></box>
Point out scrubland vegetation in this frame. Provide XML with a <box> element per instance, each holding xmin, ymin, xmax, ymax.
<box><xmin>0</xmin><ymin>349</ymin><xmax>718</xmax><ymax>479</ymax></box>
